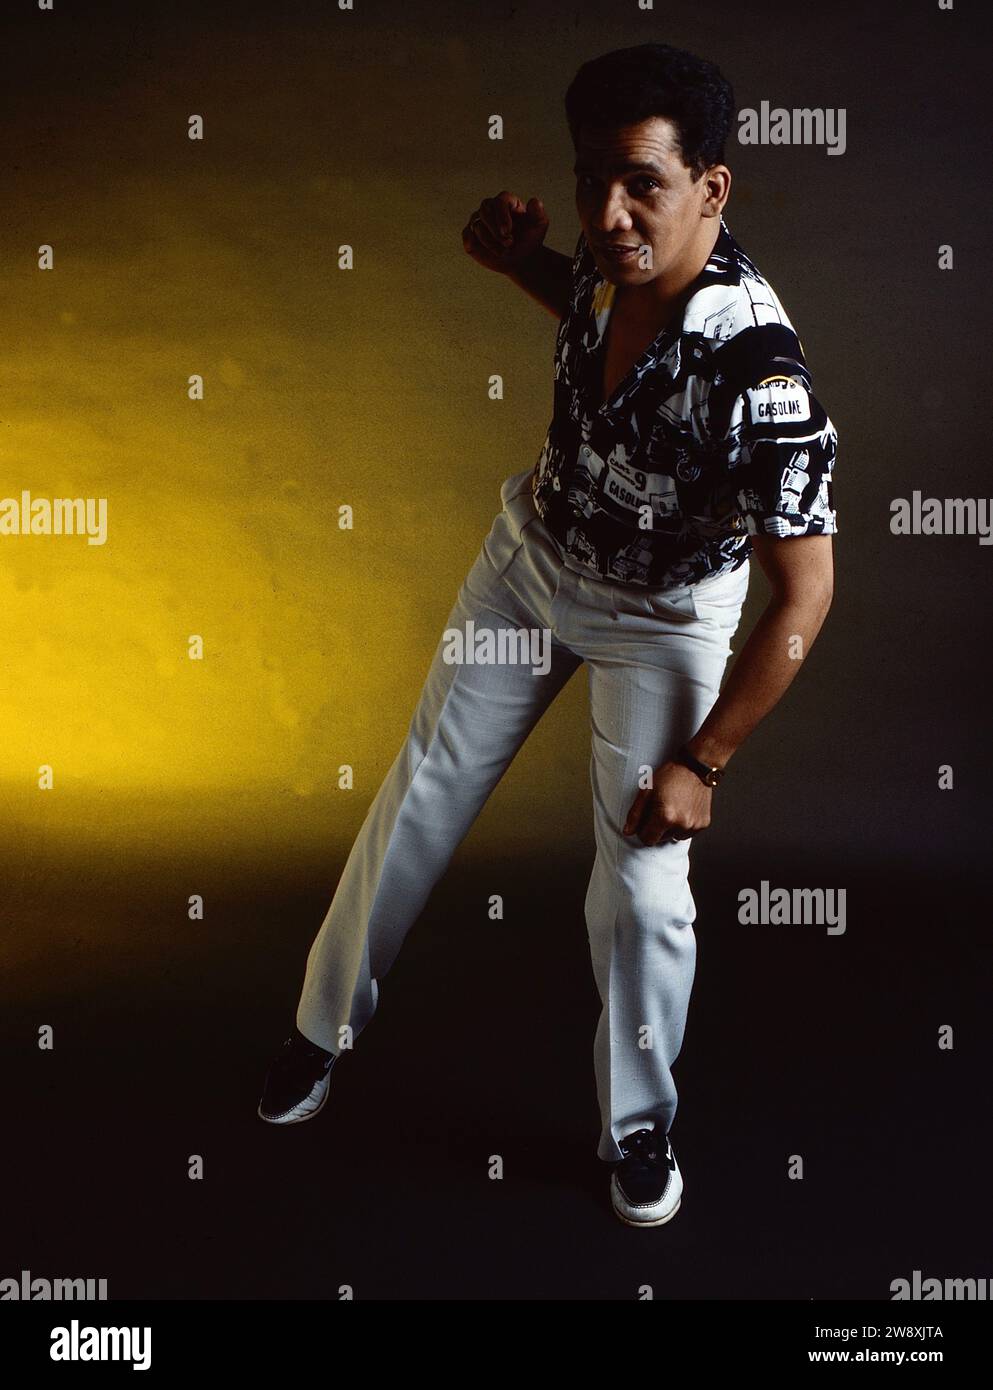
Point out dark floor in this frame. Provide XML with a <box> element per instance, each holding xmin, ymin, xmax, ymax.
<box><xmin>3</xmin><ymin>837</ymin><xmax>990</xmax><ymax>1301</ymax></box>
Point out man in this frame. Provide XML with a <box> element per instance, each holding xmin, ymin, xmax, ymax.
<box><xmin>258</xmin><ymin>43</ymin><xmax>837</xmax><ymax>1229</ymax></box>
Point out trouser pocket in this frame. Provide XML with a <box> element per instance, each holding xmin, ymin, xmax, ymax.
<box><xmin>687</xmin><ymin>560</ymin><xmax>750</xmax><ymax>623</ymax></box>
<box><xmin>499</xmin><ymin>466</ymin><xmax>535</xmax><ymax>509</ymax></box>
<box><xmin>460</xmin><ymin>468</ymin><xmax>537</xmax><ymax>609</ymax></box>
<box><xmin>461</xmin><ymin>510</ymin><xmax>526</xmax><ymax>610</ymax></box>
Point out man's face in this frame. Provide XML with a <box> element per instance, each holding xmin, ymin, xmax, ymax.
<box><xmin>573</xmin><ymin>116</ymin><xmax>716</xmax><ymax>285</ymax></box>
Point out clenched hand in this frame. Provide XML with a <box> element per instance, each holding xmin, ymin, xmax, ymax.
<box><xmin>462</xmin><ymin>191</ymin><xmax>549</xmax><ymax>274</ymax></box>
<box><xmin>623</xmin><ymin>761</ymin><xmax>714</xmax><ymax>847</ymax></box>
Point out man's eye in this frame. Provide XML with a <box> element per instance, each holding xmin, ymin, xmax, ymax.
<box><xmin>576</xmin><ymin>174</ymin><xmax>659</xmax><ymax>193</ymax></box>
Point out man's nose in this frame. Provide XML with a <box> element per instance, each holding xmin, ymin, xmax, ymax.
<box><xmin>591</xmin><ymin>186</ymin><xmax>632</xmax><ymax>233</ymax></box>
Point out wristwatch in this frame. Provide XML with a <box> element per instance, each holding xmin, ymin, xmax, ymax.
<box><xmin>674</xmin><ymin>744</ymin><xmax>725</xmax><ymax>787</ymax></box>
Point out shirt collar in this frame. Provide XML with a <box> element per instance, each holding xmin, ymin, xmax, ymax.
<box><xmin>586</xmin><ymin>214</ymin><xmax>743</xmax><ymax>345</ymax></box>
<box><xmin>580</xmin><ymin>216</ymin><xmax>746</xmax><ymax>413</ymax></box>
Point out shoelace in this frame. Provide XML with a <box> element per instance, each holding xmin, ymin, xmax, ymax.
<box><xmin>620</xmin><ymin>1128</ymin><xmax>668</xmax><ymax>1168</ymax></box>
<box><xmin>283</xmin><ymin>1035</ymin><xmax>334</xmax><ymax>1073</ymax></box>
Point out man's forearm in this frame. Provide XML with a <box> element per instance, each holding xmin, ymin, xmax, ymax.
<box><xmin>505</xmin><ymin>244</ymin><xmax>574</xmax><ymax>320</ymax></box>
<box><xmin>685</xmin><ymin>592</ymin><xmax>833</xmax><ymax>768</ymax></box>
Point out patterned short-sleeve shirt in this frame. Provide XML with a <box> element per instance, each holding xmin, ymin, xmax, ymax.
<box><xmin>530</xmin><ymin>215</ymin><xmax>839</xmax><ymax>588</ymax></box>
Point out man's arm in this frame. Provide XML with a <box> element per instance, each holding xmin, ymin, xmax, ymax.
<box><xmin>505</xmin><ymin>244</ymin><xmax>574</xmax><ymax>320</ymax></box>
<box><xmin>686</xmin><ymin>534</ymin><xmax>834</xmax><ymax>768</ymax></box>
<box><xmin>462</xmin><ymin>190</ymin><xmax>573</xmax><ymax>320</ymax></box>
<box><xmin>624</xmin><ymin>535</ymin><xmax>835</xmax><ymax>846</ymax></box>
<box><xmin>624</xmin><ymin>324</ymin><xmax>839</xmax><ymax>845</ymax></box>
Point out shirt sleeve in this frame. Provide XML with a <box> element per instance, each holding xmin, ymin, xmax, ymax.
<box><xmin>720</xmin><ymin>356</ymin><xmax>839</xmax><ymax>540</ymax></box>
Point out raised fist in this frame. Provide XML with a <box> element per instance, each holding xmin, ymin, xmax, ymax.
<box><xmin>461</xmin><ymin>191</ymin><xmax>549</xmax><ymax>274</ymax></box>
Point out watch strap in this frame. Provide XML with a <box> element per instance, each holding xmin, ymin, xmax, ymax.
<box><xmin>675</xmin><ymin>744</ymin><xmax>725</xmax><ymax>787</ymax></box>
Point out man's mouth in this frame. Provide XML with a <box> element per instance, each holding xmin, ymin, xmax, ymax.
<box><xmin>597</xmin><ymin>243</ymin><xmax>642</xmax><ymax>262</ymax></box>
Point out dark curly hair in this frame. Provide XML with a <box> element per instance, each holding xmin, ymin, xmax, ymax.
<box><xmin>565</xmin><ymin>43</ymin><xmax>736</xmax><ymax>181</ymax></box>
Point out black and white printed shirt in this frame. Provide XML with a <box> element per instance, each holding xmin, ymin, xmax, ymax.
<box><xmin>530</xmin><ymin>215</ymin><xmax>838</xmax><ymax>588</ymax></box>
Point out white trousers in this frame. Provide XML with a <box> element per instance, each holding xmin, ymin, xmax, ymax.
<box><xmin>297</xmin><ymin>467</ymin><xmax>750</xmax><ymax>1161</ymax></box>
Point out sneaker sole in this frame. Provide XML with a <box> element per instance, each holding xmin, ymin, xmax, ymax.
<box><xmin>257</xmin><ymin>1072</ymin><xmax>332</xmax><ymax>1125</ymax></box>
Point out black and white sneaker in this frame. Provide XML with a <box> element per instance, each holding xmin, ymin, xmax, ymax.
<box><xmin>609</xmin><ymin>1128</ymin><xmax>683</xmax><ymax>1227</ymax></box>
<box><xmin>257</xmin><ymin>1026</ymin><xmax>337</xmax><ymax>1124</ymax></box>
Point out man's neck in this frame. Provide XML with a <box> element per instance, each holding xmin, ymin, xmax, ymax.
<box><xmin>615</xmin><ymin>217</ymin><xmax>721</xmax><ymax>329</ymax></box>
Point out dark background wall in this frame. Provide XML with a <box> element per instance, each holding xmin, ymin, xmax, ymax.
<box><xmin>2</xmin><ymin>0</ymin><xmax>990</xmax><ymax>1303</ymax></box>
